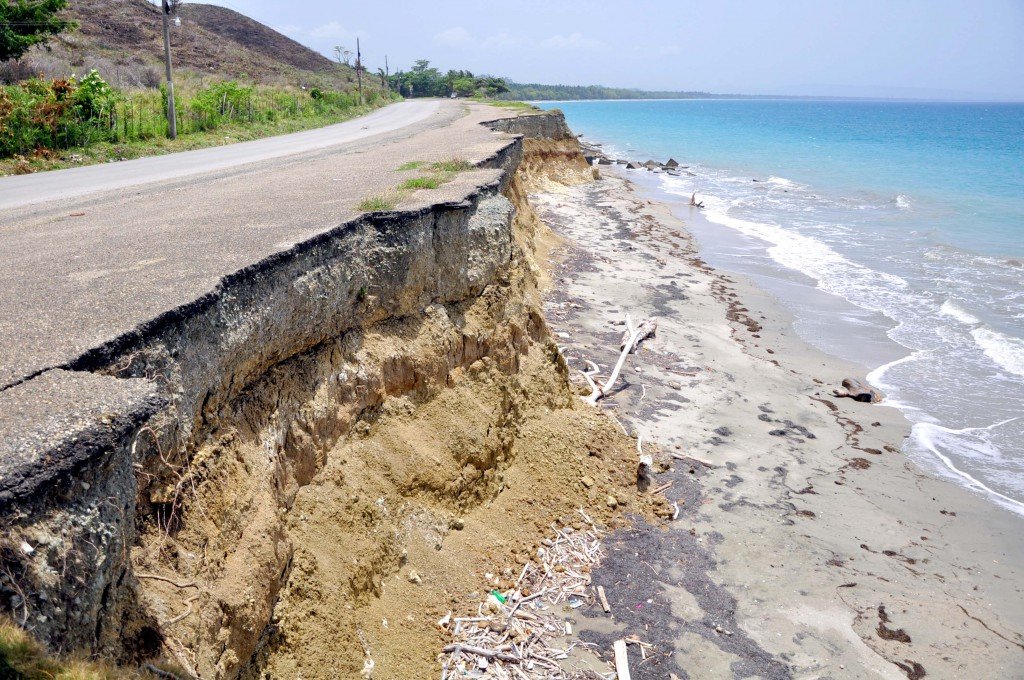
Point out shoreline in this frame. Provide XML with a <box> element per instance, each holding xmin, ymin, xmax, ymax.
<box><xmin>650</xmin><ymin>170</ymin><xmax>1024</xmax><ymax>522</ymax></box>
<box><xmin>533</xmin><ymin>166</ymin><xmax>1024</xmax><ymax>677</ymax></box>
<box><xmin>581</xmin><ymin>139</ymin><xmax>1024</xmax><ymax>521</ymax></box>
<box><xmin>629</xmin><ymin>165</ymin><xmax>1024</xmax><ymax>521</ymax></box>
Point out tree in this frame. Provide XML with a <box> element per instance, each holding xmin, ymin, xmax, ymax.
<box><xmin>386</xmin><ymin>61</ymin><xmax>509</xmax><ymax>99</ymax></box>
<box><xmin>333</xmin><ymin>45</ymin><xmax>352</xmax><ymax>66</ymax></box>
<box><xmin>0</xmin><ymin>0</ymin><xmax>76</xmax><ymax>62</ymax></box>
<box><xmin>452</xmin><ymin>77</ymin><xmax>476</xmax><ymax>97</ymax></box>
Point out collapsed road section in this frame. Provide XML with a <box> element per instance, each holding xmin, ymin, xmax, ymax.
<box><xmin>0</xmin><ymin>103</ymin><xmax>652</xmax><ymax>678</ymax></box>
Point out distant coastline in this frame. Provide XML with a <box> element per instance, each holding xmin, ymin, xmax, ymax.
<box><xmin>498</xmin><ymin>82</ymin><xmax>1021</xmax><ymax>103</ymax></box>
<box><xmin>526</xmin><ymin>96</ymin><xmax>1024</xmax><ymax>105</ymax></box>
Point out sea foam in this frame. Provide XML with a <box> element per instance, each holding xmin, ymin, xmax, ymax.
<box><xmin>911</xmin><ymin>419</ymin><xmax>1024</xmax><ymax>516</ymax></box>
<box><xmin>939</xmin><ymin>299</ymin><xmax>981</xmax><ymax>325</ymax></box>
<box><xmin>971</xmin><ymin>327</ymin><xmax>1024</xmax><ymax>378</ymax></box>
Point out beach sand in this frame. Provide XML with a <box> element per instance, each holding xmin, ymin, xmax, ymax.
<box><xmin>533</xmin><ymin>168</ymin><xmax>1024</xmax><ymax>679</ymax></box>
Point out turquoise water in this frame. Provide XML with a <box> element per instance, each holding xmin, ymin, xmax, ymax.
<box><xmin>540</xmin><ymin>99</ymin><xmax>1024</xmax><ymax>515</ymax></box>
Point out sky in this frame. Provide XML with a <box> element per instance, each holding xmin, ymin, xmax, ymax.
<box><xmin>195</xmin><ymin>0</ymin><xmax>1024</xmax><ymax>100</ymax></box>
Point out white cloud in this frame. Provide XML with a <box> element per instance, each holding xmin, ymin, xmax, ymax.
<box><xmin>308</xmin><ymin>21</ymin><xmax>357</xmax><ymax>41</ymax></box>
<box><xmin>480</xmin><ymin>32</ymin><xmax>524</xmax><ymax>50</ymax></box>
<box><xmin>432</xmin><ymin>27</ymin><xmax>473</xmax><ymax>47</ymax></box>
<box><xmin>539</xmin><ymin>32</ymin><xmax>604</xmax><ymax>51</ymax></box>
<box><xmin>658</xmin><ymin>45</ymin><xmax>682</xmax><ymax>56</ymax></box>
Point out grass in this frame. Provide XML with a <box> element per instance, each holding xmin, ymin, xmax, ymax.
<box><xmin>0</xmin><ymin>102</ymin><xmax>389</xmax><ymax>177</ymax></box>
<box><xmin>357</xmin><ymin>157</ymin><xmax>476</xmax><ymax>212</ymax></box>
<box><xmin>1</xmin><ymin>616</ymin><xmax>196</xmax><ymax>679</ymax></box>
<box><xmin>471</xmin><ymin>98</ymin><xmax>537</xmax><ymax>111</ymax></box>
<box><xmin>0</xmin><ymin>616</ymin><xmax>124</xmax><ymax>679</ymax></box>
<box><xmin>398</xmin><ymin>175</ymin><xmax>444</xmax><ymax>191</ymax></box>
<box><xmin>356</xmin><ymin>194</ymin><xmax>397</xmax><ymax>212</ymax></box>
<box><xmin>429</xmin><ymin>158</ymin><xmax>474</xmax><ymax>173</ymax></box>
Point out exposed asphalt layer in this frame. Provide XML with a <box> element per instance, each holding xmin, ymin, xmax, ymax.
<box><xmin>0</xmin><ymin>369</ymin><xmax>163</xmax><ymax>505</ymax></box>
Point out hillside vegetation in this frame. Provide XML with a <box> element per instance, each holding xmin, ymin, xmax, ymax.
<box><xmin>0</xmin><ymin>0</ymin><xmax>397</xmax><ymax>174</ymax></box>
<box><xmin>1</xmin><ymin>0</ymin><xmax>359</xmax><ymax>89</ymax></box>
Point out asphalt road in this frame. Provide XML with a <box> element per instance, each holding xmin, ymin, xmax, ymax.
<box><xmin>0</xmin><ymin>99</ymin><xmax>515</xmax><ymax>390</ymax></box>
<box><xmin>0</xmin><ymin>100</ymin><xmax>440</xmax><ymax>211</ymax></box>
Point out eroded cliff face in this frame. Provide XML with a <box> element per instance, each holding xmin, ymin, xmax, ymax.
<box><xmin>0</xmin><ymin>110</ymin><xmax>645</xmax><ymax>679</ymax></box>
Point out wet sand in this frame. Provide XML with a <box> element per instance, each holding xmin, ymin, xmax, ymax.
<box><xmin>533</xmin><ymin>169</ymin><xmax>1024</xmax><ymax>679</ymax></box>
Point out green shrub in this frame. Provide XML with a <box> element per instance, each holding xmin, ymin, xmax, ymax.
<box><xmin>74</xmin><ymin>69</ymin><xmax>117</xmax><ymax>120</ymax></box>
<box><xmin>187</xmin><ymin>80</ymin><xmax>257</xmax><ymax>131</ymax></box>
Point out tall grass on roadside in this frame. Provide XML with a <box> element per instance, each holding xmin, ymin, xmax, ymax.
<box><xmin>0</xmin><ymin>70</ymin><xmax>391</xmax><ymax>159</ymax></box>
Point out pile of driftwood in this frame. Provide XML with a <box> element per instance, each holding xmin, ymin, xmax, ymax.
<box><xmin>439</xmin><ymin>510</ymin><xmax>610</xmax><ymax>679</ymax></box>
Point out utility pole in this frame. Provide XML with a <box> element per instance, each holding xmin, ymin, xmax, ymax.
<box><xmin>161</xmin><ymin>0</ymin><xmax>177</xmax><ymax>139</ymax></box>
<box><xmin>356</xmin><ymin>38</ymin><xmax>364</xmax><ymax>105</ymax></box>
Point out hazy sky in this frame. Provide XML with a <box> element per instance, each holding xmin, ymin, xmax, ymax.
<box><xmin>197</xmin><ymin>0</ymin><xmax>1024</xmax><ymax>99</ymax></box>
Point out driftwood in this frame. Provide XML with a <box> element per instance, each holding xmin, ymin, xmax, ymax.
<box><xmin>613</xmin><ymin>639</ymin><xmax>632</xmax><ymax>680</ymax></box>
<box><xmin>833</xmin><ymin>377</ymin><xmax>883</xmax><ymax>403</ymax></box>
<box><xmin>650</xmin><ymin>481</ymin><xmax>673</xmax><ymax>495</ymax></box>
<box><xmin>582</xmin><ymin>315</ymin><xmax>655</xmax><ymax>405</ymax></box>
<box><xmin>671</xmin><ymin>452</ymin><xmax>718</xmax><ymax>468</ymax></box>
<box><xmin>637</xmin><ymin>435</ymin><xmax>652</xmax><ymax>487</ymax></box>
<box><xmin>442</xmin><ymin>644</ymin><xmax>521</xmax><ymax>663</ymax></box>
<box><xmin>597</xmin><ymin>585</ymin><xmax>611</xmax><ymax>613</ymax></box>
<box><xmin>440</xmin><ymin>510</ymin><xmax>606</xmax><ymax>678</ymax></box>
<box><xmin>619</xmin><ymin>318</ymin><xmax>657</xmax><ymax>353</ymax></box>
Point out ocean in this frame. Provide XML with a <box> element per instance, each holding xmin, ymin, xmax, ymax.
<box><xmin>538</xmin><ymin>99</ymin><xmax>1024</xmax><ymax>516</ymax></box>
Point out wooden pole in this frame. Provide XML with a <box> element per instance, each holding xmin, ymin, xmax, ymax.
<box><xmin>161</xmin><ymin>0</ymin><xmax>177</xmax><ymax>139</ymax></box>
<box><xmin>356</xmin><ymin>37</ymin><xmax>363</xmax><ymax>105</ymax></box>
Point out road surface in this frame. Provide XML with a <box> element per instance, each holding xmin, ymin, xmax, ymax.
<box><xmin>0</xmin><ymin>99</ymin><xmax>519</xmax><ymax>390</ymax></box>
<box><xmin>0</xmin><ymin>100</ymin><xmax>440</xmax><ymax>211</ymax></box>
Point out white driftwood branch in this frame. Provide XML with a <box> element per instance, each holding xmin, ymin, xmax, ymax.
<box><xmin>637</xmin><ymin>435</ymin><xmax>652</xmax><ymax>485</ymax></box>
<box><xmin>614</xmin><ymin>639</ymin><xmax>633</xmax><ymax>680</ymax></box>
<box><xmin>620</xmin><ymin>316</ymin><xmax>658</xmax><ymax>354</ymax></box>
<box><xmin>581</xmin><ymin>314</ymin><xmax>655</xmax><ymax>405</ymax></box>
<box><xmin>442</xmin><ymin>644</ymin><xmax>521</xmax><ymax>664</ymax></box>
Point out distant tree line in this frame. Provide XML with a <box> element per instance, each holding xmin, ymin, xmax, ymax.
<box><xmin>493</xmin><ymin>83</ymin><xmax>717</xmax><ymax>101</ymax></box>
<box><xmin>388</xmin><ymin>60</ymin><xmax>509</xmax><ymax>98</ymax></box>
